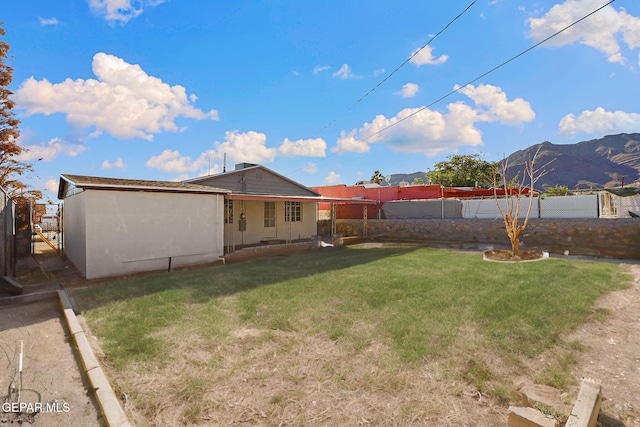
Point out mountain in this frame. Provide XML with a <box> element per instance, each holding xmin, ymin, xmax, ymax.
<box><xmin>386</xmin><ymin>172</ymin><xmax>426</xmax><ymax>186</ymax></box>
<box><xmin>504</xmin><ymin>133</ymin><xmax>640</xmax><ymax>190</ymax></box>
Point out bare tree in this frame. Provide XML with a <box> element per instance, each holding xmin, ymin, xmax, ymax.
<box><xmin>493</xmin><ymin>146</ymin><xmax>552</xmax><ymax>258</ymax></box>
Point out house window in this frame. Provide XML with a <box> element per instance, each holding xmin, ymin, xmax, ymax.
<box><xmin>285</xmin><ymin>201</ymin><xmax>302</xmax><ymax>222</ymax></box>
<box><xmin>224</xmin><ymin>199</ymin><xmax>233</xmax><ymax>224</ymax></box>
<box><xmin>264</xmin><ymin>202</ymin><xmax>276</xmax><ymax>227</ymax></box>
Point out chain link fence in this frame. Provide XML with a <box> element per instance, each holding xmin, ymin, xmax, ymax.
<box><xmin>461</xmin><ymin>194</ymin><xmax>599</xmax><ymax>219</ymax></box>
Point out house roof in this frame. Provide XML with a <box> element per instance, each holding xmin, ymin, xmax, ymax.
<box><xmin>184</xmin><ymin>164</ymin><xmax>322</xmax><ymax>197</ymax></box>
<box><xmin>58</xmin><ymin>174</ymin><xmax>230</xmax><ymax>199</ymax></box>
<box><xmin>227</xmin><ymin>193</ymin><xmax>377</xmax><ymax>204</ymax></box>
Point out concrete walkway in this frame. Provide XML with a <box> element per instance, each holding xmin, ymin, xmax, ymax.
<box><xmin>1</xmin><ymin>251</ymin><xmax>131</xmax><ymax>426</ymax></box>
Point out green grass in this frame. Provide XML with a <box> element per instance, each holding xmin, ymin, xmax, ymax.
<box><xmin>74</xmin><ymin>245</ymin><xmax>631</xmax><ymax>407</ymax></box>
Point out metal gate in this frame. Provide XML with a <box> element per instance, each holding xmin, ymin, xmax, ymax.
<box><xmin>32</xmin><ymin>203</ymin><xmax>63</xmax><ymax>255</ymax></box>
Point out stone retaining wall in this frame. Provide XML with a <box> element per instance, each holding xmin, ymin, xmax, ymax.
<box><xmin>318</xmin><ymin>218</ymin><xmax>640</xmax><ymax>260</ymax></box>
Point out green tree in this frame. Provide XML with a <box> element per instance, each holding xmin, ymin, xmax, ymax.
<box><xmin>425</xmin><ymin>154</ymin><xmax>497</xmax><ymax>188</ymax></box>
<box><xmin>0</xmin><ymin>22</ymin><xmax>40</xmax><ymax>201</ymax></box>
<box><xmin>544</xmin><ymin>184</ymin><xmax>571</xmax><ymax>197</ymax></box>
<box><xmin>371</xmin><ymin>170</ymin><xmax>384</xmax><ymax>184</ymax></box>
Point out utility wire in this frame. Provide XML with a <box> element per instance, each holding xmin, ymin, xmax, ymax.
<box><xmin>318</xmin><ymin>0</ymin><xmax>478</xmax><ymax>134</ymax></box>
<box><xmin>267</xmin><ymin>0</ymin><xmax>478</xmax><ymax>167</ymax></box>
<box><xmin>284</xmin><ymin>0</ymin><xmax>616</xmax><ymax>178</ymax></box>
<box><xmin>355</xmin><ymin>0</ymin><xmax>616</xmax><ymax>145</ymax></box>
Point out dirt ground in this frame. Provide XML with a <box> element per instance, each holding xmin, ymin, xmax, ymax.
<box><xmin>2</xmin><ymin>247</ymin><xmax>640</xmax><ymax>426</ymax></box>
<box><xmin>0</xmin><ymin>298</ymin><xmax>102</xmax><ymax>426</ymax></box>
<box><xmin>565</xmin><ymin>263</ymin><xmax>640</xmax><ymax>426</ymax></box>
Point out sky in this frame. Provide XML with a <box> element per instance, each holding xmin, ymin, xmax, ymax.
<box><xmin>3</xmin><ymin>0</ymin><xmax>640</xmax><ymax>202</ymax></box>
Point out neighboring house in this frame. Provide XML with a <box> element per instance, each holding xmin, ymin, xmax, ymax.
<box><xmin>58</xmin><ymin>174</ymin><xmax>229</xmax><ymax>279</ymax></box>
<box><xmin>312</xmin><ymin>183</ymin><xmax>535</xmax><ymax>220</ymax></box>
<box><xmin>185</xmin><ymin>163</ymin><xmax>328</xmax><ymax>251</ymax></box>
<box><xmin>599</xmin><ymin>187</ymin><xmax>640</xmax><ymax>218</ymax></box>
<box><xmin>312</xmin><ymin>184</ymin><xmax>443</xmax><ymax>219</ymax></box>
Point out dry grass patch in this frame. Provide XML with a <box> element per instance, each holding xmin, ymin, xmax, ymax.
<box><xmin>74</xmin><ymin>245</ymin><xmax>631</xmax><ymax>426</ymax></box>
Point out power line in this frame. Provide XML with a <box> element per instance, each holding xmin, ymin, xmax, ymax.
<box><xmin>284</xmin><ymin>0</ymin><xmax>616</xmax><ymax>179</ymax></box>
<box><xmin>267</xmin><ymin>0</ymin><xmax>478</xmax><ymax>167</ymax></box>
<box><xmin>319</xmin><ymin>0</ymin><xmax>478</xmax><ymax>133</ymax></box>
<box><xmin>356</xmin><ymin>0</ymin><xmax>616</xmax><ymax>144</ymax></box>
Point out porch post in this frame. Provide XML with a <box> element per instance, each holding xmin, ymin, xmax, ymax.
<box><xmin>331</xmin><ymin>202</ymin><xmax>336</xmax><ymax>236</ymax></box>
<box><xmin>363</xmin><ymin>205</ymin><xmax>368</xmax><ymax>237</ymax></box>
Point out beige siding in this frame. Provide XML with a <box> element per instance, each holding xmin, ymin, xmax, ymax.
<box><xmin>193</xmin><ymin>167</ymin><xmax>319</xmax><ymax>197</ymax></box>
<box><xmin>223</xmin><ymin>200</ymin><xmax>317</xmax><ymax>248</ymax></box>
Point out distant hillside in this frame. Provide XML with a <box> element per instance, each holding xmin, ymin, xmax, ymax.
<box><xmin>386</xmin><ymin>172</ymin><xmax>426</xmax><ymax>186</ymax></box>
<box><xmin>505</xmin><ymin>133</ymin><xmax>640</xmax><ymax>190</ymax></box>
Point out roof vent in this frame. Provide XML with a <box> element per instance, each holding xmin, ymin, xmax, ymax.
<box><xmin>235</xmin><ymin>163</ymin><xmax>259</xmax><ymax>170</ymax></box>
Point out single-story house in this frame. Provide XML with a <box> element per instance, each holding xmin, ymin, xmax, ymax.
<box><xmin>185</xmin><ymin>163</ymin><xmax>344</xmax><ymax>251</ymax></box>
<box><xmin>58</xmin><ymin>174</ymin><xmax>229</xmax><ymax>279</ymax></box>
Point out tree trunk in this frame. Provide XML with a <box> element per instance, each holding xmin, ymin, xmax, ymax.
<box><xmin>510</xmin><ymin>236</ymin><xmax>521</xmax><ymax>258</ymax></box>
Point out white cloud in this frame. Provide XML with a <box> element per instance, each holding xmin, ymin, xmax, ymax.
<box><xmin>14</xmin><ymin>52</ymin><xmax>218</xmax><ymax>141</ymax></box>
<box><xmin>333</xmin><ymin>130</ymin><xmax>370</xmax><ymax>153</ymax></box>
<box><xmin>38</xmin><ymin>17</ymin><xmax>59</xmax><ymax>26</ymax></box>
<box><xmin>88</xmin><ymin>0</ymin><xmax>165</xmax><ymax>25</ymax></box>
<box><xmin>44</xmin><ymin>178</ymin><xmax>59</xmax><ymax>195</ymax></box>
<box><xmin>303</xmin><ymin>162</ymin><xmax>318</xmax><ymax>174</ymax></box>
<box><xmin>146</xmin><ymin>132</ymin><xmax>326</xmax><ymax>178</ymax></box>
<box><xmin>395</xmin><ymin>83</ymin><xmax>420</xmax><ymax>98</ymax></box>
<box><xmin>313</xmin><ymin>65</ymin><xmax>330</xmax><ymax>74</ymax></box>
<box><xmin>333</xmin><ymin>64</ymin><xmax>353</xmax><ymax>79</ymax></box>
<box><xmin>212</xmin><ymin>131</ymin><xmax>276</xmax><ymax>165</ymax></box>
<box><xmin>17</xmin><ymin>137</ymin><xmax>86</xmax><ymax>161</ymax></box>
<box><xmin>558</xmin><ymin>107</ymin><xmax>640</xmax><ymax>136</ymax></box>
<box><xmin>101</xmin><ymin>157</ymin><xmax>124</xmax><ymax>169</ymax></box>
<box><xmin>334</xmin><ymin>84</ymin><xmax>534</xmax><ymax>156</ymax></box>
<box><xmin>528</xmin><ymin>0</ymin><xmax>640</xmax><ymax>64</ymax></box>
<box><xmin>457</xmin><ymin>84</ymin><xmax>535</xmax><ymax>124</ymax></box>
<box><xmin>278</xmin><ymin>138</ymin><xmax>326</xmax><ymax>157</ymax></box>
<box><xmin>324</xmin><ymin>171</ymin><xmax>341</xmax><ymax>184</ymax></box>
<box><xmin>145</xmin><ymin>149</ymin><xmax>200</xmax><ymax>174</ymax></box>
<box><xmin>409</xmin><ymin>45</ymin><xmax>448</xmax><ymax>66</ymax></box>
<box><xmin>146</xmin><ymin>131</ymin><xmax>276</xmax><ymax>176</ymax></box>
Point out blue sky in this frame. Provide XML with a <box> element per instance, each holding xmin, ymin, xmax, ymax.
<box><xmin>4</xmin><ymin>0</ymin><xmax>640</xmax><ymax>201</ymax></box>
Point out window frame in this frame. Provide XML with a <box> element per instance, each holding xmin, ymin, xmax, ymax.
<box><xmin>285</xmin><ymin>201</ymin><xmax>302</xmax><ymax>222</ymax></box>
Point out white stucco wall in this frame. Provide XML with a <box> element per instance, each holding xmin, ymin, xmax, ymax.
<box><xmin>66</xmin><ymin>189</ymin><xmax>224</xmax><ymax>279</ymax></box>
<box><xmin>62</xmin><ymin>191</ymin><xmax>88</xmax><ymax>277</ymax></box>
